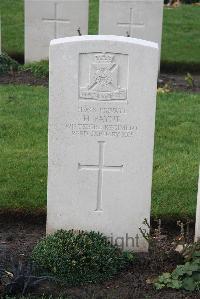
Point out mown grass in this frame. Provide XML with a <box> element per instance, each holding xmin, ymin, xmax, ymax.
<box><xmin>152</xmin><ymin>92</ymin><xmax>200</xmax><ymax>219</ymax></box>
<box><xmin>161</xmin><ymin>5</ymin><xmax>200</xmax><ymax>72</ymax></box>
<box><xmin>0</xmin><ymin>0</ymin><xmax>24</xmax><ymax>61</ymax></box>
<box><xmin>0</xmin><ymin>1</ymin><xmax>200</xmax><ymax>69</ymax></box>
<box><xmin>89</xmin><ymin>0</ymin><xmax>99</xmax><ymax>35</ymax></box>
<box><xmin>0</xmin><ymin>85</ymin><xmax>48</xmax><ymax>211</ymax></box>
<box><xmin>0</xmin><ymin>85</ymin><xmax>199</xmax><ymax>219</ymax></box>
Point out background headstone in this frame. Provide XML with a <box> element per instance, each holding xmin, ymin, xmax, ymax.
<box><xmin>47</xmin><ymin>35</ymin><xmax>158</xmax><ymax>252</ymax></box>
<box><xmin>195</xmin><ymin>166</ymin><xmax>200</xmax><ymax>242</ymax></box>
<box><xmin>25</xmin><ymin>0</ymin><xmax>89</xmax><ymax>62</ymax></box>
<box><xmin>99</xmin><ymin>0</ymin><xmax>163</xmax><ymax>63</ymax></box>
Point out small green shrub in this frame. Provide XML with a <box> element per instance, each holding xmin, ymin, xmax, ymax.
<box><xmin>32</xmin><ymin>230</ymin><xmax>134</xmax><ymax>286</ymax></box>
<box><xmin>0</xmin><ymin>52</ymin><xmax>19</xmax><ymax>74</ymax></box>
<box><xmin>155</xmin><ymin>242</ymin><xmax>200</xmax><ymax>291</ymax></box>
<box><xmin>22</xmin><ymin>60</ymin><xmax>49</xmax><ymax>78</ymax></box>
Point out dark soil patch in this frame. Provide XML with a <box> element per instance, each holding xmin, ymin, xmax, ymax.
<box><xmin>0</xmin><ymin>70</ymin><xmax>200</xmax><ymax>94</ymax></box>
<box><xmin>7</xmin><ymin>52</ymin><xmax>24</xmax><ymax>65</ymax></box>
<box><xmin>159</xmin><ymin>73</ymin><xmax>200</xmax><ymax>93</ymax></box>
<box><xmin>0</xmin><ymin>209</ymin><xmax>46</xmax><ymax>225</ymax></box>
<box><xmin>0</xmin><ymin>70</ymin><xmax>48</xmax><ymax>87</ymax></box>
<box><xmin>0</xmin><ymin>217</ymin><xmax>198</xmax><ymax>299</ymax></box>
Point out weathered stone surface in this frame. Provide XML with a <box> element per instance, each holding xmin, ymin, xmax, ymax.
<box><xmin>47</xmin><ymin>35</ymin><xmax>158</xmax><ymax>252</ymax></box>
<box><xmin>99</xmin><ymin>0</ymin><xmax>163</xmax><ymax>63</ymax></box>
<box><xmin>25</xmin><ymin>0</ymin><xmax>89</xmax><ymax>62</ymax></box>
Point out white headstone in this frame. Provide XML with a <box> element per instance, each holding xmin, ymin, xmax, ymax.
<box><xmin>195</xmin><ymin>166</ymin><xmax>200</xmax><ymax>242</ymax></box>
<box><xmin>99</xmin><ymin>0</ymin><xmax>163</xmax><ymax>62</ymax></box>
<box><xmin>47</xmin><ymin>35</ymin><xmax>158</xmax><ymax>252</ymax></box>
<box><xmin>25</xmin><ymin>0</ymin><xmax>89</xmax><ymax>63</ymax></box>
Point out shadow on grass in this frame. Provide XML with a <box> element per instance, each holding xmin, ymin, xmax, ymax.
<box><xmin>161</xmin><ymin>61</ymin><xmax>200</xmax><ymax>74</ymax></box>
<box><xmin>7</xmin><ymin>52</ymin><xmax>24</xmax><ymax>64</ymax></box>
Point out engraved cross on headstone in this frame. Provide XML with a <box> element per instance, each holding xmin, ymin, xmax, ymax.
<box><xmin>78</xmin><ymin>141</ymin><xmax>123</xmax><ymax>211</ymax></box>
<box><xmin>42</xmin><ymin>3</ymin><xmax>70</xmax><ymax>39</ymax></box>
<box><xmin>117</xmin><ymin>8</ymin><xmax>144</xmax><ymax>37</ymax></box>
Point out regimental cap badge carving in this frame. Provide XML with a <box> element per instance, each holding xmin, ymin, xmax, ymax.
<box><xmin>80</xmin><ymin>53</ymin><xmax>127</xmax><ymax>101</ymax></box>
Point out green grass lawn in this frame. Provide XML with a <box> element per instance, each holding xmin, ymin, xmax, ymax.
<box><xmin>161</xmin><ymin>5</ymin><xmax>200</xmax><ymax>71</ymax></box>
<box><xmin>152</xmin><ymin>92</ymin><xmax>200</xmax><ymax>219</ymax></box>
<box><xmin>0</xmin><ymin>85</ymin><xmax>48</xmax><ymax>211</ymax></box>
<box><xmin>0</xmin><ymin>1</ymin><xmax>200</xmax><ymax>69</ymax></box>
<box><xmin>0</xmin><ymin>0</ymin><xmax>24</xmax><ymax>59</ymax></box>
<box><xmin>0</xmin><ymin>85</ymin><xmax>199</xmax><ymax>219</ymax></box>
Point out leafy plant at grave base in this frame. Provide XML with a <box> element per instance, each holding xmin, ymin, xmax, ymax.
<box><xmin>0</xmin><ymin>52</ymin><xmax>19</xmax><ymax>74</ymax></box>
<box><xmin>31</xmin><ymin>229</ymin><xmax>135</xmax><ymax>286</ymax></box>
<box><xmin>185</xmin><ymin>73</ymin><xmax>195</xmax><ymax>88</ymax></box>
<box><xmin>22</xmin><ymin>60</ymin><xmax>49</xmax><ymax>78</ymax></box>
<box><xmin>0</xmin><ymin>259</ymin><xmax>53</xmax><ymax>297</ymax></box>
<box><xmin>157</xmin><ymin>84</ymin><xmax>171</xmax><ymax>94</ymax></box>
<box><xmin>154</xmin><ymin>241</ymin><xmax>200</xmax><ymax>291</ymax></box>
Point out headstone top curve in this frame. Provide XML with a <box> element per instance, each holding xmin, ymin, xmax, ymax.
<box><xmin>50</xmin><ymin>35</ymin><xmax>159</xmax><ymax>49</ymax></box>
